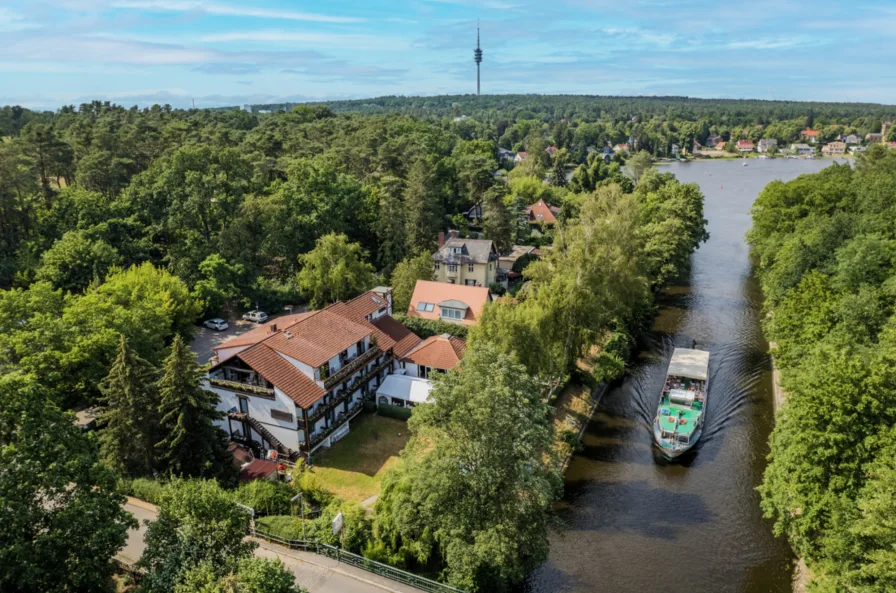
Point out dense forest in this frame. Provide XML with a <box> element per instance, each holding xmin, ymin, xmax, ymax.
<box><xmin>0</xmin><ymin>97</ymin><xmax>713</xmax><ymax>592</ymax></box>
<box><xmin>249</xmin><ymin>94</ymin><xmax>896</xmax><ymax>158</ymax></box>
<box><xmin>750</xmin><ymin>145</ymin><xmax>896</xmax><ymax>593</ymax></box>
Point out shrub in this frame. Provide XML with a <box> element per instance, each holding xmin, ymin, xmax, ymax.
<box><xmin>255</xmin><ymin>515</ymin><xmax>304</xmax><ymax>541</ymax></box>
<box><xmin>231</xmin><ymin>480</ymin><xmax>293</xmax><ymax>516</ymax></box>
<box><xmin>377</xmin><ymin>403</ymin><xmax>412</xmax><ymax>421</ymax></box>
<box><xmin>392</xmin><ymin>313</ymin><xmax>468</xmax><ymax>340</ymax></box>
<box><xmin>120</xmin><ymin>477</ymin><xmax>168</xmax><ymax>505</ymax></box>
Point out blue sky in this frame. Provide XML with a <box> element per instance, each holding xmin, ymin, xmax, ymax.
<box><xmin>2</xmin><ymin>0</ymin><xmax>896</xmax><ymax>110</ymax></box>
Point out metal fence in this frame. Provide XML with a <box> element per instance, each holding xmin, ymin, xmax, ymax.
<box><xmin>251</xmin><ymin>527</ymin><xmax>465</xmax><ymax>593</ymax></box>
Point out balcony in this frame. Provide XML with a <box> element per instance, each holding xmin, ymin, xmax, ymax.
<box><xmin>305</xmin><ymin>400</ymin><xmax>365</xmax><ymax>450</ymax></box>
<box><xmin>323</xmin><ymin>346</ymin><xmax>381</xmax><ymax>390</ymax></box>
<box><xmin>209</xmin><ymin>377</ymin><xmax>275</xmax><ymax>400</ymax></box>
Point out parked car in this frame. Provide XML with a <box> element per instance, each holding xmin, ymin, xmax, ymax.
<box><xmin>203</xmin><ymin>318</ymin><xmax>229</xmax><ymax>331</ymax></box>
<box><xmin>242</xmin><ymin>310</ymin><xmax>269</xmax><ymax>323</ymax></box>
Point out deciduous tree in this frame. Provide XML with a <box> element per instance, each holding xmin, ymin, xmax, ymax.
<box><xmin>297</xmin><ymin>233</ymin><xmax>376</xmax><ymax>308</ymax></box>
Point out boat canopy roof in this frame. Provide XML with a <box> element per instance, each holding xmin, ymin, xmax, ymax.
<box><xmin>668</xmin><ymin>348</ymin><xmax>710</xmax><ymax>381</ymax></box>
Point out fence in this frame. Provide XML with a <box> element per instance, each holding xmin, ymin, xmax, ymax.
<box><xmin>251</xmin><ymin>527</ymin><xmax>465</xmax><ymax>593</ymax></box>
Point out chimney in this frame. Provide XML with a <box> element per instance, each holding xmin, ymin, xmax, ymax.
<box><xmin>270</xmin><ymin>323</ymin><xmax>277</xmax><ymax>333</ymax></box>
<box><xmin>438</xmin><ymin>232</ymin><xmax>445</xmax><ymax>247</ymax></box>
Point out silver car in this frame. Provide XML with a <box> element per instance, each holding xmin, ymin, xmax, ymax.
<box><xmin>203</xmin><ymin>318</ymin><xmax>229</xmax><ymax>331</ymax></box>
<box><xmin>242</xmin><ymin>310</ymin><xmax>269</xmax><ymax>323</ymax></box>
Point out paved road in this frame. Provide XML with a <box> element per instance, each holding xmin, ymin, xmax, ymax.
<box><xmin>120</xmin><ymin>499</ymin><xmax>422</xmax><ymax>593</ymax></box>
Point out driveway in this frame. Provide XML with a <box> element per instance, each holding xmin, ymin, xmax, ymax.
<box><xmin>192</xmin><ymin>309</ymin><xmax>306</xmax><ymax>364</ymax></box>
<box><xmin>119</xmin><ymin>499</ymin><xmax>424</xmax><ymax>593</ymax></box>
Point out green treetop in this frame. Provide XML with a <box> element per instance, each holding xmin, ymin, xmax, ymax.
<box><xmin>297</xmin><ymin>233</ymin><xmax>376</xmax><ymax>308</ymax></box>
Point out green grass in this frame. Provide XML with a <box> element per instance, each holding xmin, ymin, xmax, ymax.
<box><xmin>309</xmin><ymin>414</ymin><xmax>410</xmax><ymax>503</ymax></box>
<box><xmin>255</xmin><ymin>515</ymin><xmax>304</xmax><ymax>540</ymax></box>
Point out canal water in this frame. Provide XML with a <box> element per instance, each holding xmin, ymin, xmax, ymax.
<box><xmin>526</xmin><ymin>159</ymin><xmax>839</xmax><ymax>593</ymax></box>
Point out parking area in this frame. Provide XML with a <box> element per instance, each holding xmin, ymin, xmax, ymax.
<box><xmin>191</xmin><ymin>308</ymin><xmax>306</xmax><ymax>364</ymax></box>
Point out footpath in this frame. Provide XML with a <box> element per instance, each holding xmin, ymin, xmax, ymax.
<box><xmin>119</xmin><ymin>498</ymin><xmax>423</xmax><ymax>593</ymax></box>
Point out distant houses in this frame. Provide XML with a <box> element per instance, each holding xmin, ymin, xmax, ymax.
<box><xmin>867</xmin><ymin>133</ymin><xmax>884</xmax><ymax>143</ymax></box>
<box><xmin>523</xmin><ymin>199</ymin><xmax>561</xmax><ymax>226</ymax></box>
<box><xmin>706</xmin><ymin>134</ymin><xmax>723</xmax><ymax>147</ymax></box>
<box><xmin>791</xmin><ymin>143</ymin><xmax>813</xmax><ymax>155</ymax></box>
<box><xmin>671</xmin><ymin>144</ymin><xmax>680</xmax><ymax>158</ymax></box>
<box><xmin>840</xmin><ymin>133</ymin><xmax>862</xmax><ymax>145</ymax></box>
<box><xmin>822</xmin><ymin>141</ymin><xmax>846</xmax><ymax>156</ymax></box>
<box><xmin>613</xmin><ymin>143</ymin><xmax>630</xmax><ymax>153</ymax></box>
<box><xmin>757</xmin><ymin>138</ymin><xmax>777</xmax><ymax>153</ymax></box>
<box><xmin>432</xmin><ymin>232</ymin><xmax>499</xmax><ymax>287</ymax></box>
<box><xmin>800</xmin><ymin>129</ymin><xmax>819</xmax><ymax>144</ymax></box>
<box><xmin>514</xmin><ymin>152</ymin><xmax>529</xmax><ymax>164</ymax></box>
<box><xmin>736</xmin><ymin>139</ymin><xmax>754</xmax><ymax>153</ymax></box>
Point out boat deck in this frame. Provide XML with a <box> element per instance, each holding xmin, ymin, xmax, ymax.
<box><xmin>658</xmin><ymin>399</ymin><xmax>700</xmax><ymax>436</ymax></box>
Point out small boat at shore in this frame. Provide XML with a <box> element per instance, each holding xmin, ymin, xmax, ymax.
<box><xmin>653</xmin><ymin>348</ymin><xmax>710</xmax><ymax>459</ymax></box>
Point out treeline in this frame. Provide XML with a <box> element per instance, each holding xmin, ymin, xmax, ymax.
<box><xmin>749</xmin><ymin>144</ymin><xmax>896</xmax><ymax>592</ymax></box>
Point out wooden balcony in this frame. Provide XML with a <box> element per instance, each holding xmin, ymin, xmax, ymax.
<box><xmin>209</xmin><ymin>377</ymin><xmax>275</xmax><ymax>400</ymax></box>
<box><xmin>323</xmin><ymin>346</ymin><xmax>381</xmax><ymax>390</ymax></box>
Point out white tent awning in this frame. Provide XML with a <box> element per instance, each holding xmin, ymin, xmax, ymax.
<box><xmin>667</xmin><ymin>348</ymin><xmax>710</xmax><ymax>381</ymax></box>
<box><xmin>376</xmin><ymin>374</ymin><xmax>433</xmax><ymax>404</ymax></box>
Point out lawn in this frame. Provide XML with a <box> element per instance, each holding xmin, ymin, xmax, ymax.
<box><xmin>308</xmin><ymin>413</ymin><xmax>410</xmax><ymax>504</ymax></box>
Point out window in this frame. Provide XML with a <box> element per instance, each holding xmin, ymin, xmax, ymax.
<box><xmin>417</xmin><ymin>301</ymin><xmax>434</xmax><ymax>312</ymax></box>
<box><xmin>271</xmin><ymin>409</ymin><xmax>293</xmax><ymax>422</ymax></box>
<box><xmin>448</xmin><ymin>264</ymin><xmax>458</xmax><ymax>273</ymax></box>
<box><xmin>440</xmin><ymin>307</ymin><xmax>463</xmax><ymax>320</ymax></box>
<box><xmin>434</xmin><ymin>263</ymin><xmax>440</xmax><ymax>270</ymax></box>
<box><xmin>468</xmin><ymin>263</ymin><xmax>474</xmax><ymax>272</ymax></box>
<box><xmin>450</xmin><ymin>246</ymin><xmax>462</xmax><ymax>254</ymax></box>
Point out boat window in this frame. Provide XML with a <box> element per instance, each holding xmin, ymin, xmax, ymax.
<box><xmin>677</xmin><ymin>434</ymin><xmax>689</xmax><ymax>443</ymax></box>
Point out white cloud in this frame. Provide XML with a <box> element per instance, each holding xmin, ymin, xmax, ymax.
<box><xmin>110</xmin><ymin>0</ymin><xmax>366</xmax><ymax>23</ymax></box>
<box><xmin>198</xmin><ymin>30</ymin><xmax>408</xmax><ymax>50</ymax></box>
<box><xmin>0</xmin><ymin>7</ymin><xmax>41</xmax><ymax>32</ymax></box>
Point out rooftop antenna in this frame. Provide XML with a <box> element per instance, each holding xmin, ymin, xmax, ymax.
<box><xmin>474</xmin><ymin>20</ymin><xmax>483</xmax><ymax>96</ymax></box>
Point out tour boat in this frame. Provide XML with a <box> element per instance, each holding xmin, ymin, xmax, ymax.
<box><xmin>653</xmin><ymin>348</ymin><xmax>710</xmax><ymax>459</ymax></box>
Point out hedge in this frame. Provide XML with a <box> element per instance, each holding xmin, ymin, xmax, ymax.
<box><xmin>392</xmin><ymin>313</ymin><xmax>468</xmax><ymax>340</ymax></box>
<box><xmin>377</xmin><ymin>403</ymin><xmax>413</xmax><ymax>421</ymax></box>
<box><xmin>119</xmin><ymin>477</ymin><xmax>168</xmax><ymax>505</ymax></box>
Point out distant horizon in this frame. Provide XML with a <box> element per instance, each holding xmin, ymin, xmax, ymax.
<box><xmin>4</xmin><ymin>1</ymin><xmax>896</xmax><ymax>110</ymax></box>
<box><xmin>10</xmin><ymin>92</ymin><xmax>896</xmax><ymax>113</ymax></box>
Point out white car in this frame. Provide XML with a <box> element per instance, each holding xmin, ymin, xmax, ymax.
<box><xmin>203</xmin><ymin>318</ymin><xmax>229</xmax><ymax>331</ymax></box>
<box><xmin>242</xmin><ymin>310</ymin><xmax>269</xmax><ymax>323</ymax></box>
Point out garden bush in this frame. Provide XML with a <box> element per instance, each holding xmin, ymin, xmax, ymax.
<box><xmin>392</xmin><ymin>313</ymin><xmax>468</xmax><ymax>340</ymax></box>
<box><xmin>120</xmin><ymin>477</ymin><xmax>168</xmax><ymax>505</ymax></box>
<box><xmin>231</xmin><ymin>480</ymin><xmax>293</xmax><ymax>516</ymax></box>
<box><xmin>377</xmin><ymin>403</ymin><xmax>412</xmax><ymax>421</ymax></box>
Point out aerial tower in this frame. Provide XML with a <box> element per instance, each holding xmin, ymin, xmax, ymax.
<box><xmin>474</xmin><ymin>22</ymin><xmax>483</xmax><ymax>95</ymax></box>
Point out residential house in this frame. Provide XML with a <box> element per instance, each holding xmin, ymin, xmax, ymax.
<box><xmin>400</xmin><ymin>334</ymin><xmax>466</xmax><ymax>380</ymax></box>
<box><xmin>736</xmin><ymin>139</ymin><xmax>754</xmax><ymax>153</ymax></box>
<box><xmin>671</xmin><ymin>144</ymin><xmax>680</xmax><ymax>158</ymax></box>
<box><xmin>206</xmin><ymin>290</ymin><xmax>421</xmax><ymax>460</ymax></box>
<box><xmin>433</xmin><ymin>232</ymin><xmax>499</xmax><ymax>287</ymax></box>
<box><xmin>757</xmin><ymin>138</ymin><xmax>778</xmax><ymax>153</ymax></box>
<box><xmin>850</xmin><ymin>145</ymin><xmax>868</xmax><ymax>153</ymax></box>
<box><xmin>514</xmin><ymin>152</ymin><xmax>529</xmax><ymax>164</ymax></box>
<box><xmin>841</xmin><ymin>134</ymin><xmax>862</xmax><ymax>145</ymax></box>
<box><xmin>546</xmin><ymin>145</ymin><xmax>558</xmax><ymax>157</ymax></box>
<box><xmin>715</xmin><ymin>141</ymin><xmax>727</xmax><ymax>150</ymax></box>
<box><xmin>497</xmin><ymin>147</ymin><xmax>515</xmax><ymax>163</ymax></box>
<box><xmin>613</xmin><ymin>143</ymin><xmax>630</xmax><ymax>153</ymax></box>
<box><xmin>463</xmin><ymin>202</ymin><xmax>483</xmax><ymax>223</ymax></box>
<box><xmin>800</xmin><ymin>129</ymin><xmax>819</xmax><ymax>143</ymax></box>
<box><xmin>791</xmin><ymin>143</ymin><xmax>813</xmax><ymax>155</ymax></box>
<box><xmin>407</xmin><ymin>280</ymin><xmax>492</xmax><ymax>326</ymax></box>
<box><xmin>524</xmin><ymin>199</ymin><xmax>561</xmax><ymax>227</ymax></box>
<box><xmin>706</xmin><ymin>134</ymin><xmax>723</xmax><ymax>147</ymax></box>
<box><xmin>866</xmin><ymin>133</ymin><xmax>883</xmax><ymax>143</ymax></box>
<box><xmin>692</xmin><ymin>140</ymin><xmax>702</xmax><ymax>153</ymax></box>
<box><xmin>498</xmin><ymin>245</ymin><xmax>538</xmax><ymax>287</ymax></box>
<box><xmin>822</xmin><ymin>141</ymin><xmax>846</xmax><ymax>156</ymax></box>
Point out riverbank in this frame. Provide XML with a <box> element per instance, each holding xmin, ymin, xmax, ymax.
<box><xmin>767</xmin><ymin>342</ymin><xmax>811</xmax><ymax>593</ymax></box>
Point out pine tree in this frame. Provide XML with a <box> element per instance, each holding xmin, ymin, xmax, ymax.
<box><xmin>156</xmin><ymin>334</ymin><xmax>230</xmax><ymax>478</ymax></box>
<box><xmin>482</xmin><ymin>185</ymin><xmax>513</xmax><ymax>254</ymax></box>
<box><xmin>405</xmin><ymin>159</ymin><xmax>444</xmax><ymax>252</ymax></box>
<box><xmin>376</xmin><ymin>176</ymin><xmax>408</xmax><ymax>276</ymax></box>
<box><xmin>98</xmin><ymin>335</ymin><xmax>160</xmax><ymax>476</ymax></box>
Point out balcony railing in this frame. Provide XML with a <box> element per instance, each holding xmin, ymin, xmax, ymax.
<box><xmin>305</xmin><ymin>400</ymin><xmax>364</xmax><ymax>450</ymax></box>
<box><xmin>309</xmin><ymin>356</ymin><xmax>391</xmax><ymax>423</ymax></box>
<box><xmin>209</xmin><ymin>377</ymin><xmax>275</xmax><ymax>399</ymax></box>
<box><xmin>323</xmin><ymin>346</ymin><xmax>381</xmax><ymax>390</ymax></box>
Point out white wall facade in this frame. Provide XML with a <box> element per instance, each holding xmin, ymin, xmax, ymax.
<box><xmin>207</xmin><ymin>382</ymin><xmax>303</xmax><ymax>452</ymax></box>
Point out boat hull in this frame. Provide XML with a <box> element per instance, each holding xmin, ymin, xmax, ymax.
<box><xmin>653</xmin><ymin>422</ymin><xmax>702</xmax><ymax>459</ymax></box>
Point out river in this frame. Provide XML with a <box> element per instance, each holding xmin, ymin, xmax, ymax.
<box><xmin>525</xmin><ymin>158</ymin><xmax>840</xmax><ymax>593</ymax></box>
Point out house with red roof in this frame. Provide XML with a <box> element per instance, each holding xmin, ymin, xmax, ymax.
<box><xmin>736</xmin><ymin>139</ymin><xmax>754</xmax><ymax>153</ymax></box>
<box><xmin>523</xmin><ymin>199</ymin><xmax>561</xmax><ymax>226</ymax></box>
<box><xmin>206</xmin><ymin>288</ymin><xmax>422</xmax><ymax>460</ymax></box>
<box><xmin>407</xmin><ymin>280</ymin><xmax>492</xmax><ymax>326</ymax></box>
<box><xmin>800</xmin><ymin>129</ymin><xmax>819</xmax><ymax>144</ymax></box>
<box><xmin>374</xmin><ymin>334</ymin><xmax>467</xmax><ymax>410</ymax></box>
<box><xmin>613</xmin><ymin>143</ymin><xmax>630</xmax><ymax>153</ymax></box>
<box><xmin>514</xmin><ymin>152</ymin><xmax>529</xmax><ymax>164</ymax></box>
<box><xmin>546</xmin><ymin>145</ymin><xmax>558</xmax><ymax>157</ymax></box>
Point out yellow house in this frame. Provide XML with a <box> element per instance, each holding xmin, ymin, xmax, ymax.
<box><xmin>432</xmin><ymin>232</ymin><xmax>499</xmax><ymax>287</ymax></box>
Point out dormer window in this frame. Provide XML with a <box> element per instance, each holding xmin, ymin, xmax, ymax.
<box><xmin>441</xmin><ymin>307</ymin><xmax>463</xmax><ymax>320</ymax></box>
<box><xmin>450</xmin><ymin>246</ymin><xmax>462</xmax><ymax>254</ymax></box>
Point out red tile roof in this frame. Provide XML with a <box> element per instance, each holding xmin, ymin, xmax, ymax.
<box><xmin>523</xmin><ymin>199</ymin><xmax>560</xmax><ymax>225</ymax></box>
<box><xmin>260</xmin><ymin>309</ymin><xmax>372</xmax><ymax>368</ymax></box>
<box><xmin>407</xmin><ymin>281</ymin><xmax>491</xmax><ymax>326</ymax></box>
<box><xmin>403</xmin><ymin>335</ymin><xmax>466</xmax><ymax>370</ymax></box>
<box><xmin>736</xmin><ymin>139</ymin><xmax>754</xmax><ymax>149</ymax></box>
<box><xmin>515</xmin><ymin>152</ymin><xmax>529</xmax><ymax>159</ymax></box>
<box><xmin>216</xmin><ymin>312</ymin><xmax>313</xmax><ymax>352</ymax></box>
<box><xmin>372</xmin><ymin>315</ymin><xmax>422</xmax><ymax>358</ymax></box>
<box><xmin>237</xmin><ymin>343</ymin><xmax>324</xmax><ymax>408</ymax></box>
<box><xmin>801</xmin><ymin>129</ymin><xmax>819</xmax><ymax>136</ymax></box>
<box><xmin>340</xmin><ymin>290</ymin><xmax>391</xmax><ymax>321</ymax></box>
<box><xmin>238</xmin><ymin>459</ymin><xmax>279</xmax><ymax>482</ymax></box>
